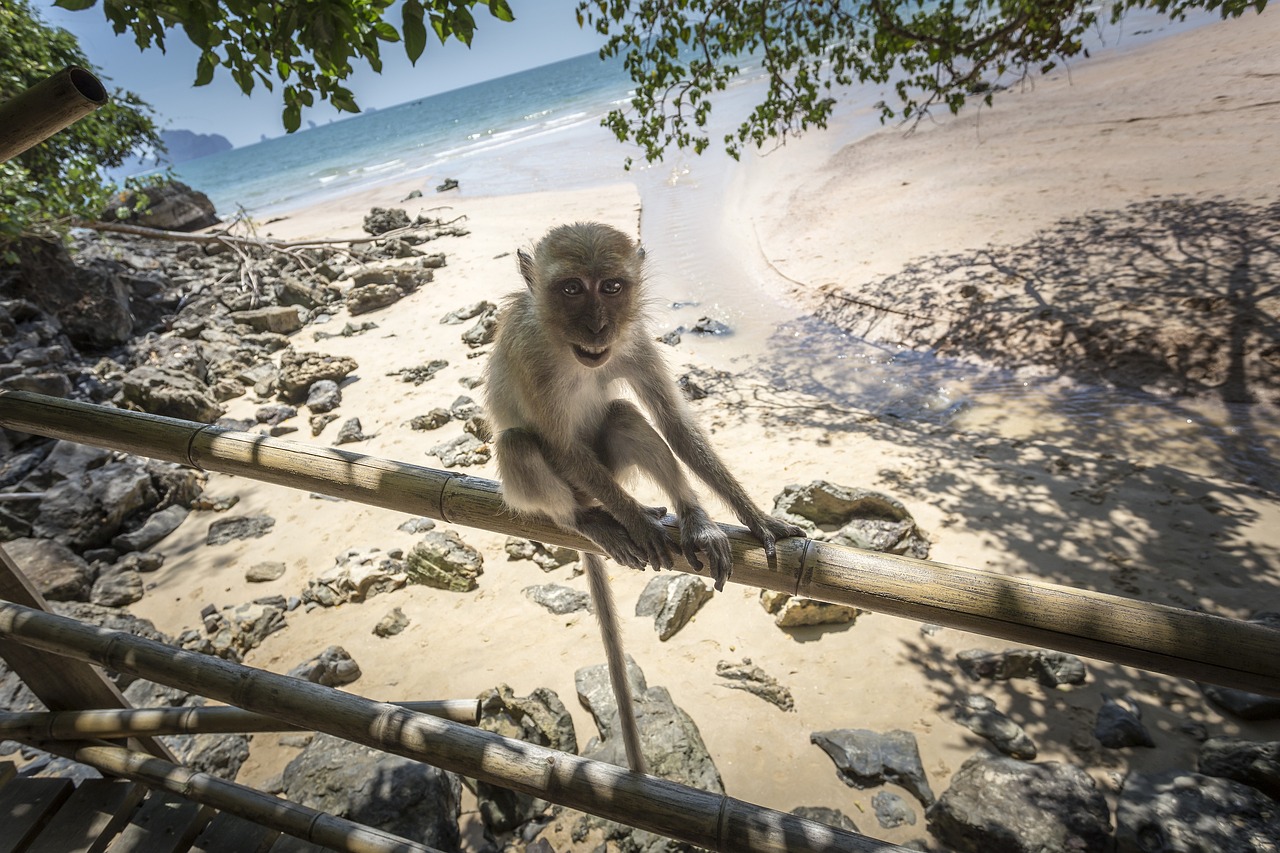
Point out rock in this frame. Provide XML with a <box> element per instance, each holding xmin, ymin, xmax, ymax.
<box><xmin>772</xmin><ymin>481</ymin><xmax>930</xmax><ymax>559</ymax></box>
<box><xmin>410</xmin><ymin>409</ymin><xmax>453</xmax><ymax>431</ymax></box>
<box><xmin>362</xmin><ymin>207</ymin><xmax>412</xmax><ymax>235</ymax></box>
<box><xmin>677</xmin><ymin>370</ymin><xmax>708</xmax><ymax>399</ymax></box>
<box><xmin>0</xmin><ymin>372</ymin><xmax>72</xmax><ymax>397</ymax></box>
<box><xmin>193</xmin><ymin>602</ymin><xmax>287</xmax><ymax>662</ymax></box>
<box><xmin>811</xmin><ymin>729</ymin><xmax>934</xmax><ymax>806</ymax></box>
<box><xmin>872</xmin><ymin>790</ymin><xmax>916</xmax><ymax>829</ymax></box>
<box><xmin>288</xmin><ymin>645</ymin><xmax>361</xmax><ymax>687</ymax></box>
<box><xmin>282</xmin><ymin>733</ymin><xmax>461</xmax><ymax>849</ymax></box>
<box><xmin>347</xmin><ymin>283</ymin><xmax>405</xmax><ymax>315</ymax></box>
<box><xmin>335</xmin><ymin>418</ymin><xmax>369</xmax><ymax>444</ymax></box>
<box><xmin>4</xmin><ymin>537</ymin><xmax>94</xmax><ymax>601</ymax></box>
<box><xmin>1095</xmin><ymin>694</ymin><xmax>1155</xmax><ymax>749</ymax></box>
<box><xmin>450</xmin><ymin>396</ymin><xmax>480</xmax><ymax>419</ymax></box>
<box><xmin>206</xmin><ymin>514</ymin><xmax>275</xmax><ymax>546</ymax></box>
<box><xmin>305</xmin><ymin>379</ymin><xmax>341</xmax><ymax>413</ymax></box>
<box><xmin>1198</xmin><ymin>737</ymin><xmax>1280</xmax><ymax>799</ymax></box>
<box><xmin>759</xmin><ymin>590</ymin><xmax>860</xmax><ymax>628</ymax></box>
<box><xmin>310</xmin><ymin>412</ymin><xmax>339</xmax><ymax>436</ymax></box>
<box><xmin>90</xmin><ymin>565</ymin><xmax>144</xmax><ymax>607</ymax></box>
<box><xmin>392</xmin><ymin>359</ymin><xmax>449</xmax><ymax>385</ymax></box>
<box><xmin>397</xmin><ymin>517</ymin><xmax>436</xmax><ymax>534</ymax></box>
<box><xmin>121</xmin><ymin>365</ymin><xmax>224</xmax><ymax>422</ymax></box>
<box><xmin>715</xmin><ymin>658</ymin><xmax>795</xmax><ymax>712</ymax></box>
<box><xmin>0</xmin><ymin>238</ymin><xmax>134</xmax><ymax>348</ymax></box>
<box><xmin>440</xmin><ymin>300</ymin><xmax>496</xmax><ymax>325</ymax></box>
<box><xmin>246</xmin><ymin>561</ymin><xmax>286</xmax><ymax>583</ymax></box>
<box><xmin>373</xmin><ymin>607</ymin><xmax>409</xmax><ymax>637</ymax></box>
<box><xmin>1199</xmin><ymin>682</ymin><xmax>1280</xmax><ymax>721</ymax></box>
<box><xmin>111</xmin><ymin>504</ymin><xmax>188</xmax><ymax>553</ymax></box>
<box><xmin>461</xmin><ymin>305</ymin><xmax>498</xmax><ymax>348</ymax></box>
<box><xmin>254</xmin><ymin>403</ymin><xmax>297</xmax><ymax>426</ymax></box>
<box><xmin>928</xmin><ymin>754</ymin><xmax>1112</xmax><ymax>853</ymax></box>
<box><xmin>690</xmin><ymin>316</ymin><xmax>732</xmax><ymax>335</ymax></box>
<box><xmin>436</xmin><ymin>178</ymin><xmax>459</xmax><ymax>193</ymax></box>
<box><xmin>523</xmin><ymin>584</ymin><xmax>591</xmax><ymax>615</ymax></box>
<box><xmin>230</xmin><ymin>306</ymin><xmax>303</xmax><ymax>334</ymax></box>
<box><xmin>1114</xmin><ymin>770</ymin><xmax>1279</xmax><ymax>853</ymax></box>
<box><xmin>429</xmin><ymin>433</ymin><xmax>489</xmax><ymax>467</ymax></box>
<box><xmin>277</xmin><ymin>349</ymin><xmax>358</xmax><ymax>403</ymax></box>
<box><xmin>956</xmin><ymin>648</ymin><xmax>1088</xmax><ymax>688</ymax></box>
<box><xmin>34</xmin><ymin>460</ymin><xmax>159</xmax><ymax>550</ymax></box>
<box><xmin>634</xmin><ymin>574</ymin><xmax>712</xmax><ymax>640</ymax></box>
<box><xmin>953</xmin><ymin>693</ymin><xmax>1036</xmax><ymax>759</ymax></box>
<box><xmin>115</xmin><ymin>552</ymin><xmax>164</xmax><ymax>573</ymax></box>
<box><xmin>475</xmin><ymin>685</ymin><xmax>576</xmax><ymax>835</ymax></box>
<box><xmin>167</xmin><ymin>731</ymin><xmax>251</xmax><ymax>781</ymax></box>
<box><xmin>103</xmin><ymin>180</ymin><xmax>218</xmax><ymax>231</ymax></box>
<box><xmin>790</xmin><ymin>806</ymin><xmax>859</xmax><ymax>834</ymax></box>
<box><xmin>303</xmin><ymin>548</ymin><xmax>408</xmax><ymax>608</ymax></box>
<box><xmin>405</xmin><ymin>530</ymin><xmax>483</xmax><ymax>591</ymax></box>
<box><xmin>658</xmin><ymin>329</ymin><xmax>682</xmax><ymax>347</ymax></box>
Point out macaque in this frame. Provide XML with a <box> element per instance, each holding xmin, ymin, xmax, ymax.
<box><xmin>484</xmin><ymin>222</ymin><xmax>803</xmax><ymax>772</ymax></box>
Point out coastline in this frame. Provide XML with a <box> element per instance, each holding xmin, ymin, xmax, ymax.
<box><xmin>115</xmin><ymin>9</ymin><xmax>1280</xmax><ymax>850</ymax></box>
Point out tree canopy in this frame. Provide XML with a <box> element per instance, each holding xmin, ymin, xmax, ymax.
<box><xmin>576</xmin><ymin>0</ymin><xmax>1268</xmax><ymax>164</ymax></box>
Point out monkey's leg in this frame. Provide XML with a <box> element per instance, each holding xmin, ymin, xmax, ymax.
<box><xmin>598</xmin><ymin>401</ymin><xmax>734</xmax><ymax>589</ymax></box>
<box><xmin>583</xmin><ymin>551</ymin><xmax>647</xmax><ymax>775</ymax></box>
<box><xmin>496</xmin><ymin>428</ymin><xmax>662</xmax><ymax>570</ymax></box>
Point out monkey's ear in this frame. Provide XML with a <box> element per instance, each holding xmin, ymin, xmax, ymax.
<box><xmin>636</xmin><ymin>245</ymin><xmax>646</xmax><ymax>264</ymax></box>
<box><xmin>517</xmin><ymin>249</ymin><xmax>535</xmax><ymax>290</ymax></box>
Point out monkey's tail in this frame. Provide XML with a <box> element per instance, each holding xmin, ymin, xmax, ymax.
<box><xmin>583</xmin><ymin>551</ymin><xmax>648</xmax><ymax>775</ymax></box>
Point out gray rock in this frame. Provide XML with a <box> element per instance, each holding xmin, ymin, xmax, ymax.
<box><xmin>759</xmin><ymin>590</ymin><xmax>859</xmax><ymax>628</ymax></box>
<box><xmin>347</xmin><ymin>283</ymin><xmax>405</xmax><ymax>316</ymax></box>
<box><xmin>461</xmin><ymin>305</ymin><xmax>498</xmax><ymax>348</ymax></box>
<box><xmin>277</xmin><ymin>349</ymin><xmax>358</xmax><ymax>403</ymax></box>
<box><xmin>1199</xmin><ymin>681</ymin><xmax>1280</xmax><ymax>721</ymax></box>
<box><xmin>810</xmin><ymin>729</ymin><xmax>934</xmax><ymax>806</ymax></box>
<box><xmin>450</xmin><ymin>395</ymin><xmax>480</xmax><ymax>419</ymax></box>
<box><xmin>373</xmin><ymin>607</ymin><xmax>409</xmax><ymax>637</ymax></box>
<box><xmin>475</xmin><ymin>684</ymin><xmax>576</xmax><ymax>835</ymax></box>
<box><xmin>504</xmin><ymin>538</ymin><xmax>577</xmax><ymax>571</ymax></box>
<box><xmin>1198</xmin><ymin>737</ymin><xmax>1280</xmax><ymax>799</ymax></box>
<box><xmin>335</xmin><ymin>417</ymin><xmax>369</xmax><ymax>444</ymax></box>
<box><xmin>715</xmin><ymin>658</ymin><xmax>795</xmax><ymax>712</ymax></box>
<box><xmin>310</xmin><ymin>412</ymin><xmax>339</xmax><ymax>436</ymax></box>
<box><xmin>772</xmin><ymin>481</ymin><xmax>930</xmax><ymax>559</ymax></box>
<box><xmin>254</xmin><ymin>403</ymin><xmax>297</xmax><ymax>425</ymax></box>
<box><xmin>635</xmin><ymin>574</ymin><xmax>712</xmax><ymax>640</ymax></box>
<box><xmin>429</xmin><ymin>433</ymin><xmax>490</xmax><ymax>468</ymax></box>
<box><xmin>872</xmin><ymin>790</ymin><xmax>916</xmax><ymax>828</ymax></box>
<box><xmin>303</xmin><ymin>547</ymin><xmax>407</xmax><ymax>608</ymax></box>
<box><xmin>928</xmin><ymin>754</ymin><xmax>1112</xmax><ymax>853</ymax></box>
<box><xmin>104</xmin><ymin>181</ymin><xmax>218</xmax><ymax>231</ymax></box>
<box><xmin>90</xmin><ymin>565</ymin><xmax>144</xmax><ymax>608</ymax></box>
<box><xmin>194</xmin><ymin>602</ymin><xmax>287</xmax><ymax>662</ymax></box>
<box><xmin>440</xmin><ymin>300</ymin><xmax>496</xmax><ymax>325</ymax></box>
<box><xmin>523</xmin><ymin>584</ymin><xmax>591</xmax><ymax>615</ymax></box>
<box><xmin>0</xmin><ymin>372</ymin><xmax>72</xmax><ymax>397</ymax></box>
<box><xmin>35</xmin><ymin>460</ymin><xmax>159</xmax><ymax>550</ymax></box>
<box><xmin>1115</xmin><ymin>770</ymin><xmax>1279</xmax><ymax>853</ymax></box>
<box><xmin>1095</xmin><ymin>694</ymin><xmax>1155</xmax><ymax>749</ymax></box>
<box><xmin>953</xmin><ymin>693</ymin><xmax>1036</xmax><ymax>759</ymax></box>
<box><xmin>230</xmin><ymin>306</ymin><xmax>303</xmax><ymax>334</ymax></box>
<box><xmin>405</xmin><ymin>530</ymin><xmax>483</xmax><ymax>592</ymax></box>
<box><xmin>121</xmin><ymin>365</ymin><xmax>224</xmax><ymax>422</ymax></box>
<box><xmin>114</xmin><ymin>551</ymin><xmax>165</xmax><ymax>573</ymax></box>
<box><xmin>288</xmin><ymin>645</ymin><xmax>362</xmax><ymax>688</ymax></box>
<box><xmin>410</xmin><ymin>409</ymin><xmax>453</xmax><ymax>431</ymax></box>
<box><xmin>167</xmin><ymin>731</ymin><xmax>250</xmax><ymax>781</ymax></box>
<box><xmin>4</xmin><ymin>537</ymin><xmax>93</xmax><ymax>602</ymax></box>
<box><xmin>112</xmin><ymin>505</ymin><xmax>188</xmax><ymax>553</ymax></box>
<box><xmin>397</xmin><ymin>517</ymin><xmax>436</xmax><ymax>534</ymax></box>
<box><xmin>362</xmin><ymin>207</ymin><xmax>411</xmax><ymax>235</ymax></box>
<box><xmin>206</xmin><ymin>514</ymin><xmax>275</xmax><ymax>546</ymax></box>
<box><xmin>282</xmin><ymin>733</ymin><xmax>461</xmax><ymax>849</ymax></box>
<box><xmin>789</xmin><ymin>806</ymin><xmax>859</xmax><ymax>834</ymax></box>
<box><xmin>305</xmin><ymin>379</ymin><xmax>341</xmax><ymax>413</ymax></box>
<box><xmin>956</xmin><ymin>648</ymin><xmax>1088</xmax><ymax>688</ymax></box>
<box><xmin>245</xmin><ymin>561</ymin><xmax>287</xmax><ymax>583</ymax></box>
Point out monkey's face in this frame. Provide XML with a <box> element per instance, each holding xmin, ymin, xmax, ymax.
<box><xmin>552</xmin><ymin>274</ymin><xmax>636</xmax><ymax>368</ymax></box>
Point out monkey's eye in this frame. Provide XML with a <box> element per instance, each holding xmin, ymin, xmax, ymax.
<box><xmin>560</xmin><ymin>279</ymin><xmax>585</xmax><ymax>296</ymax></box>
<box><xmin>601</xmin><ymin>279</ymin><xmax>624</xmax><ymax>295</ymax></box>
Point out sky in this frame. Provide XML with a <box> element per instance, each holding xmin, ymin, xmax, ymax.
<box><xmin>40</xmin><ymin>0</ymin><xmax>610</xmax><ymax>148</ymax></box>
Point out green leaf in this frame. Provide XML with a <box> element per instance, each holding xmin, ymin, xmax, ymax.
<box><xmin>488</xmin><ymin>0</ymin><xmax>515</xmax><ymax>23</ymax></box>
<box><xmin>52</xmin><ymin>0</ymin><xmax>97</xmax><ymax>11</ymax></box>
<box><xmin>194</xmin><ymin>52</ymin><xmax>215</xmax><ymax>86</ymax></box>
<box><xmin>283</xmin><ymin>103</ymin><xmax>302</xmax><ymax>132</ymax></box>
<box><xmin>403</xmin><ymin>0</ymin><xmax>426</xmax><ymax>63</ymax></box>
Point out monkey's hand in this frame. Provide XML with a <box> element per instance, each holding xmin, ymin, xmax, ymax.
<box><xmin>621</xmin><ymin>505</ymin><xmax>677</xmax><ymax>571</ymax></box>
<box><xmin>679</xmin><ymin>508</ymin><xmax>734</xmax><ymax>592</ymax></box>
<box><xmin>576</xmin><ymin>506</ymin><xmax>673</xmax><ymax>571</ymax></box>
<box><xmin>741</xmin><ymin>511</ymin><xmax>807</xmax><ymax>562</ymax></box>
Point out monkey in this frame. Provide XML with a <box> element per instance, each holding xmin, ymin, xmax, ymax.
<box><xmin>484</xmin><ymin>221</ymin><xmax>805</xmax><ymax>774</ymax></box>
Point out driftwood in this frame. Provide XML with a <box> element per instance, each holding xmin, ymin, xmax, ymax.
<box><xmin>0</xmin><ymin>388</ymin><xmax>1277</xmax><ymax>698</ymax></box>
<box><xmin>79</xmin><ymin>215</ymin><xmax>467</xmax><ymax>250</ymax></box>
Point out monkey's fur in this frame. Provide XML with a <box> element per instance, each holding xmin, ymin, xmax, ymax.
<box><xmin>485</xmin><ymin>222</ymin><xmax>803</xmax><ymax>773</ymax></box>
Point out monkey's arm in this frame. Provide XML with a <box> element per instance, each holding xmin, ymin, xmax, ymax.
<box><xmin>632</xmin><ymin>359</ymin><xmax>805</xmax><ymax>562</ymax></box>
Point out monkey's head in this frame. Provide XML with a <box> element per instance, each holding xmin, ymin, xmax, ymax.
<box><xmin>519</xmin><ymin>222</ymin><xmax>647</xmax><ymax>369</ymax></box>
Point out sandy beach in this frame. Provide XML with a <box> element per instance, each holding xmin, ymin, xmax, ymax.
<box><xmin>119</xmin><ymin>9</ymin><xmax>1280</xmax><ymax>850</ymax></box>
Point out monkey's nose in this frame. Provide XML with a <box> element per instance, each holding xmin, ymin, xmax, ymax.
<box><xmin>587</xmin><ymin>319</ymin><xmax>608</xmax><ymax>335</ymax></box>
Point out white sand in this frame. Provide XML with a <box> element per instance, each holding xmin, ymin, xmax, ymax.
<box><xmin>129</xmin><ymin>10</ymin><xmax>1280</xmax><ymax>849</ymax></box>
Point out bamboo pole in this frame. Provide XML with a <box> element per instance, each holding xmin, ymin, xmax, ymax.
<box><xmin>27</xmin><ymin>739</ymin><xmax>439</xmax><ymax>853</ymax></box>
<box><xmin>0</xmin><ymin>67</ymin><xmax>108</xmax><ymax>164</ymax></box>
<box><xmin>0</xmin><ymin>700</ymin><xmax>480</xmax><ymax>741</ymax></box>
<box><xmin>0</xmin><ymin>601</ymin><xmax>904</xmax><ymax>853</ymax></box>
<box><xmin>1</xmin><ymin>389</ymin><xmax>1276</xmax><ymax>697</ymax></box>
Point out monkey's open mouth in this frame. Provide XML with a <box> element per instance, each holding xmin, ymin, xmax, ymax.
<box><xmin>572</xmin><ymin>345</ymin><xmax>611</xmax><ymax>367</ymax></box>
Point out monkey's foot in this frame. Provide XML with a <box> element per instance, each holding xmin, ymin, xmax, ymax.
<box><xmin>679</xmin><ymin>508</ymin><xmax>733</xmax><ymax>592</ymax></box>
<box><xmin>575</xmin><ymin>506</ymin><xmax>673</xmax><ymax>571</ymax></box>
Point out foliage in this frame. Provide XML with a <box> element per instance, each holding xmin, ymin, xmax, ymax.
<box><xmin>576</xmin><ymin>0</ymin><xmax>1269</xmax><ymax>164</ymax></box>
<box><xmin>55</xmin><ymin>0</ymin><xmax>516</xmax><ymax>132</ymax></box>
<box><xmin>0</xmin><ymin>0</ymin><xmax>163</xmax><ymax>243</ymax></box>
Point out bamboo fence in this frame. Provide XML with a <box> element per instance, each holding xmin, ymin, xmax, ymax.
<box><xmin>1</xmin><ymin>388</ymin><xmax>1276</xmax><ymax>697</ymax></box>
<box><xmin>0</xmin><ymin>66</ymin><xmax>108</xmax><ymax>163</ymax></box>
<box><xmin>0</xmin><ymin>600</ymin><xmax>903</xmax><ymax>853</ymax></box>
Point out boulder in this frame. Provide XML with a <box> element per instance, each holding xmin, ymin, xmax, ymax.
<box><xmin>112</xmin><ymin>505</ymin><xmax>188</xmax><ymax>553</ymax></box>
<box><xmin>362</xmin><ymin>207</ymin><xmax>412</xmax><ymax>235</ymax></box>
<box><xmin>1095</xmin><ymin>693</ymin><xmax>1155</xmax><ymax>749</ymax></box>
<box><xmin>230</xmin><ymin>306</ymin><xmax>303</xmax><ymax>334</ymax></box>
<box><xmin>305</xmin><ymin>379</ymin><xmax>341</xmax><ymax>413</ymax></box>
<box><xmin>1115</xmin><ymin>770</ymin><xmax>1279</xmax><ymax>853</ymax></box>
<box><xmin>773</xmin><ymin>481</ymin><xmax>930</xmax><ymax>558</ymax></box>
<box><xmin>1198</xmin><ymin>737</ymin><xmax>1280</xmax><ymax>799</ymax></box>
<box><xmin>953</xmin><ymin>693</ymin><xmax>1036</xmax><ymax>759</ymax></box>
<box><xmin>635</xmin><ymin>574</ymin><xmax>712</xmax><ymax>640</ymax></box>
<box><xmin>523</xmin><ymin>584</ymin><xmax>591</xmax><ymax>615</ymax></box>
<box><xmin>277</xmin><ymin>349</ymin><xmax>358</xmax><ymax>403</ymax></box>
<box><xmin>4</xmin><ymin>537</ymin><xmax>94</xmax><ymax>601</ymax></box>
<box><xmin>288</xmin><ymin>645</ymin><xmax>361</xmax><ymax>688</ymax></box>
<box><xmin>956</xmin><ymin>648</ymin><xmax>1088</xmax><ymax>688</ymax></box>
<box><xmin>811</xmin><ymin>729</ymin><xmax>934</xmax><ymax>807</ymax></box>
<box><xmin>103</xmin><ymin>181</ymin><xmax>219</xmax><ymax>231</ymax></box>
<box><xmin>405</xmin><ymin>530</ymin><xmax>483</xmax><ymax>592</ymax></box>
<box><xmin>121</xmin><ymin>365</ymin><xmax>224</xmax><ymax>422</ymax></box>
<box><xmin>90</xmin><ymin>565</ymin><xmax>144</xmax><ymax>608</ymax></box>
<box><xmin>34</xmin><ymin>461</ymin><xmax>159</xmax><ymax>551</ymax></box>
<box><xmin>760</xmin><ymin>590</ymin><xmax>860</xmax><ymax>628</ymax></box>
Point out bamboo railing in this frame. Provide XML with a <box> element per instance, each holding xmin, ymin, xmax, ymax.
<box><xmin>0</xmin><ymin>66</ymin><xmax>108</xmax><ymax>163</ymax></box>
<box><xmin>1</xmin><ymin>388</ymin><xmax>1276</xmax><ymax>697</ymax></box>
<box><xmin>0</xmin><ymin>601</ymin><xmax>901</xmax><ymax>853</ymax></box>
